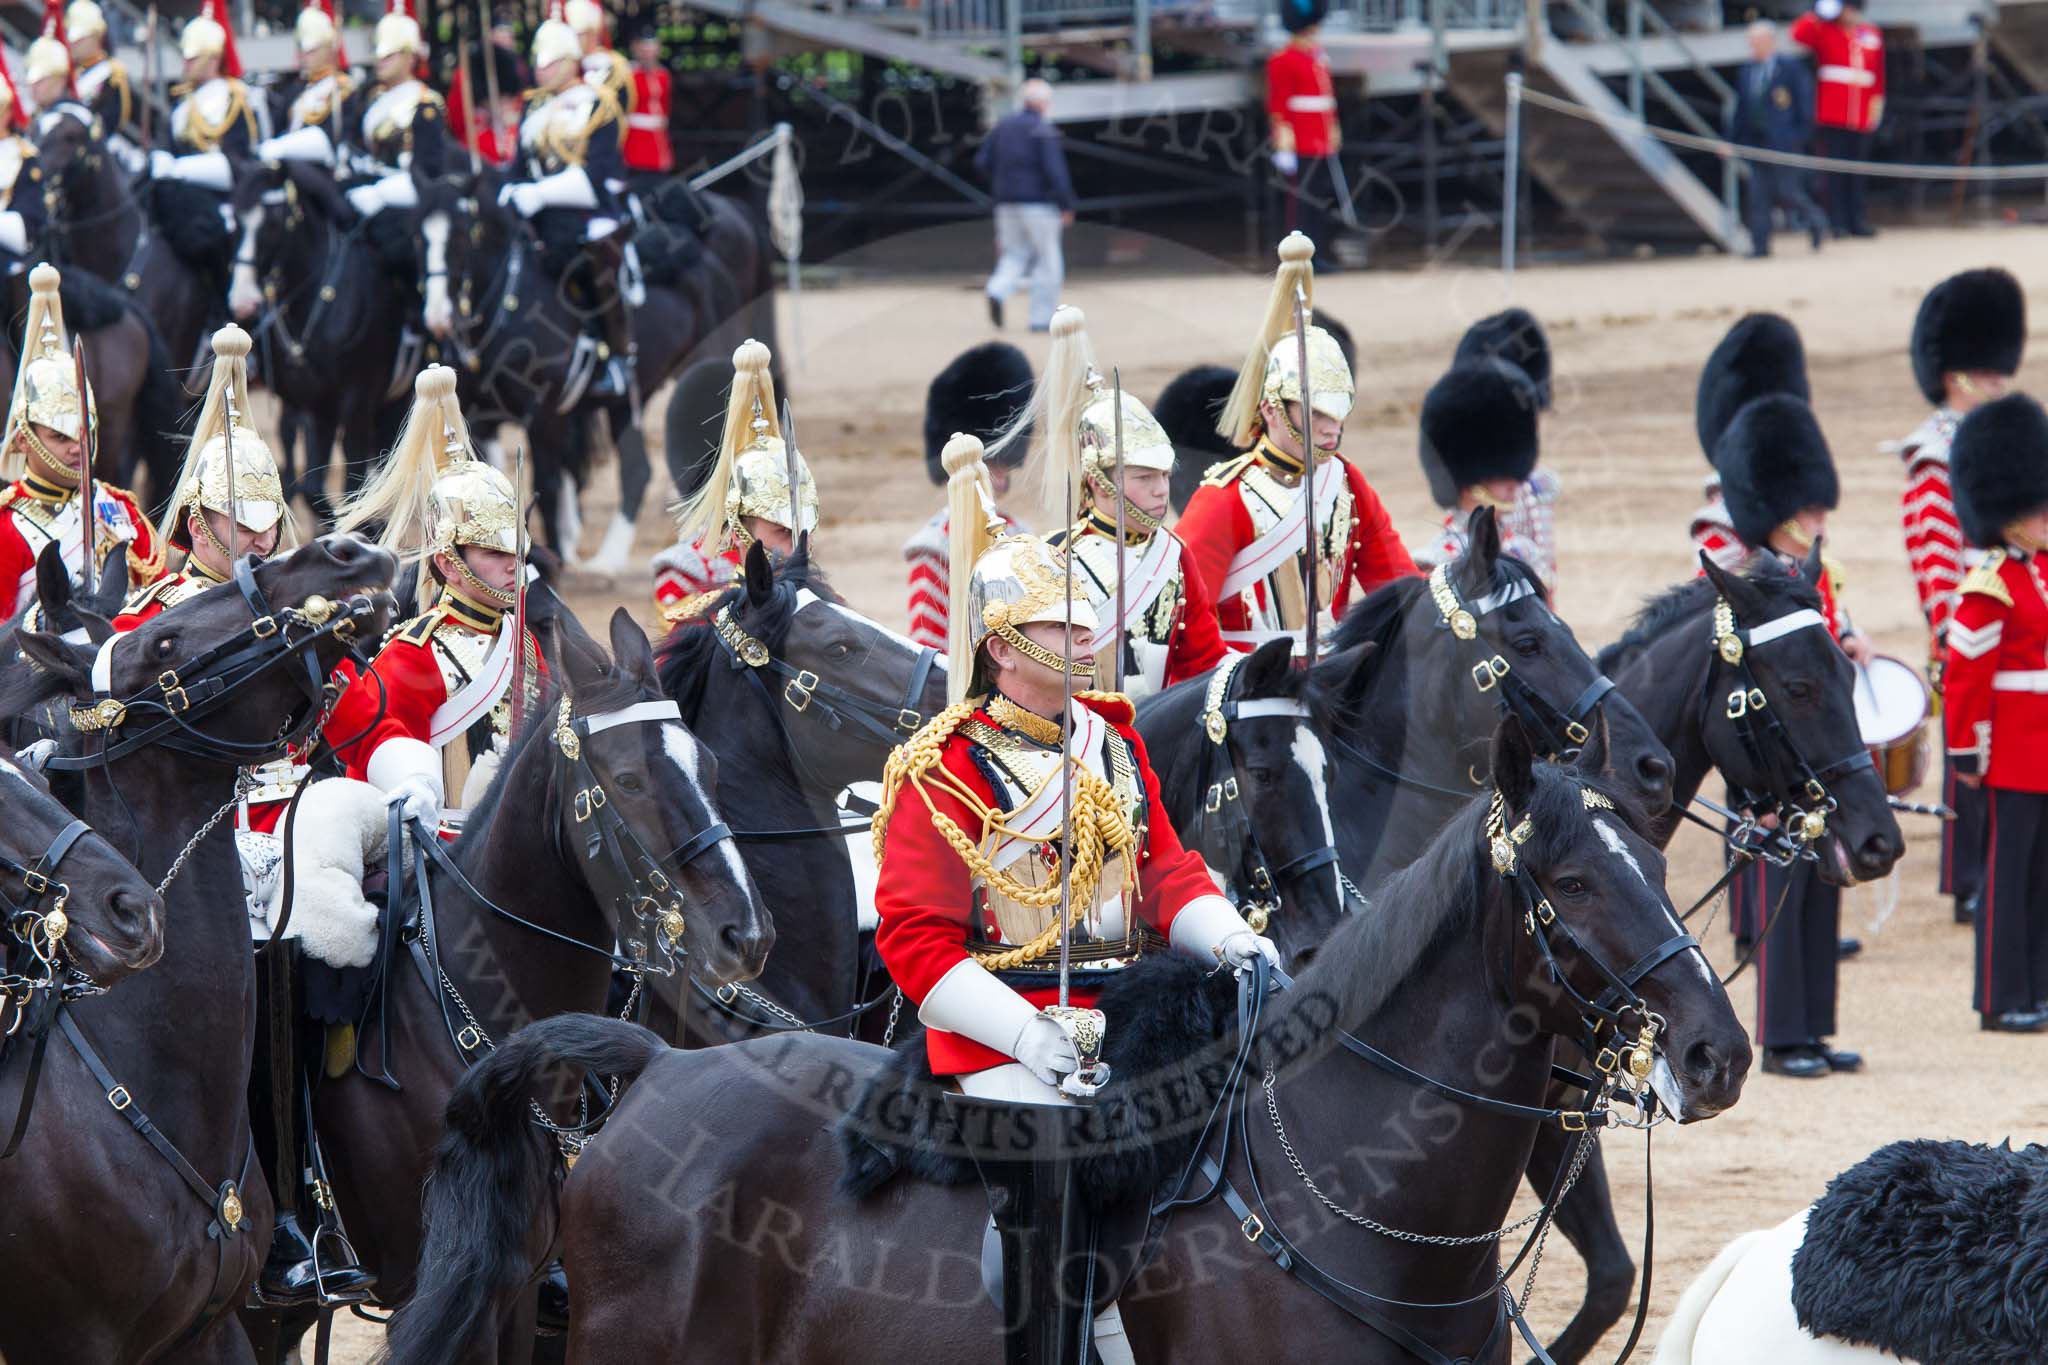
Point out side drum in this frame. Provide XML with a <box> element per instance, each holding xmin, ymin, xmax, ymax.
<box><xmin>1854</xmin><ymin>656</ymin><xmax>1930</xmax><ymax>797</ymax></box>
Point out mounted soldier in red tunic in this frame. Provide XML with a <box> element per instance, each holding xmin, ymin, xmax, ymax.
<box><xmin>1174</xmin><ymin>232</ymin><xmax>1416</xmax><ymax>656</ymax></box>
<box><xmin>871</xmin><ymin>432</ymin><xmax>1273</xmax><ymax>1364</ymax></box>
<box><xmin>0</xmin><ymin>264</ymin><xmax>162</xmax><ymax>618</ymax></box>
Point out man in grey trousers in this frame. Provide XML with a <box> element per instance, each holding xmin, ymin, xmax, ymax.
<box><xmin>975</xmin><ymin>78</ymin><xmax>1075</xmax><ymax>331</ymax></box>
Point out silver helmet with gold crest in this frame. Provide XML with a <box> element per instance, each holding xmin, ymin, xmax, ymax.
<box><xmin>940</xmin><ymin>432</ymin><xmax>1098</xmax><ymax>704</ymax></box>
<box><xmin>1218</xmin><ymin>232</ymin><xmax>1357</xmax><ymax>448</ymax></box>
<box><xmin>160</xmin><ymin>324</ymin><xmax>291</xmax><ymax>553</ymax></box>
<box><xmin>676</xmin><ymin>338</ymin><xmax>819</xmax><ymax>554</ymax></box>
<box><xmin>2</xmin><ymin>264</ymin><xmax>96</xmax><ymax>481</ymax></box>
<box><xmin>339</xmin><ymin>364</ymin><xmax>518</xmax><ymax>609</ymax></box>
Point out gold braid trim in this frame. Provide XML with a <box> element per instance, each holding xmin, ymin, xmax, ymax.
<box><xmin>871</xmin><ymin>700</ymin><xmax>1140</xmax><ymax>971</ymax></box>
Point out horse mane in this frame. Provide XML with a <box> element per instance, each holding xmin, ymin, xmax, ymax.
<box><xmin>1597</xmin><ymin>560</ymin><xmax>1821</xmax><ymax>675</ymax></box>
<box><xmin>652</xmin><ymin>547</ymin><xmax>840</xmax><ymax>718</ymax></box>
<box><xmin>1287</xmin><ymin>761</ymin><xmax>1610</xmax><ymax>1037</ymax></box>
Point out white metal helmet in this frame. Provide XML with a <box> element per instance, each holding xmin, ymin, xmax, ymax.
<box><xmin>530</xmin><ymin>18</ymin><xmax>579</xmax><ymax>72</ymax></box>
<box><xmin>373</xmin><ymin>11</ymin><xmax>424</xmax><ymax>59</ymax></box>
<box><xmin>180</xmin><ymin>14</ymin><xmax>226</xmax><ymax>61</ymax></box>
<box><xmin>64</xmin><ymin>0</ymin><xmax>106</xmax><ymax>42</ymax></box>
<box><xmin>295</xmin><ymin>3</ymin><xmax>337</xmax><ymax>52</ymax></box>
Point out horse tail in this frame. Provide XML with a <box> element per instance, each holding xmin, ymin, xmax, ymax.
<box><xmin>128</xmin><ymin>305</ymin><xmax>187</xmax><ymax>515</ymax></box>
<box><xmin>383</xmin><ymin>1015</ymin><xmax>668</xmax><ymax>1365</ymax></box>
<box><xmin>1649</xmin><ymin>1222</ymin><xmax>1776</xmax><ymax>1364</ymax></box>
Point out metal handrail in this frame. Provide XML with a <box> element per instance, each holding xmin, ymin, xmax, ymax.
<box><xmin>1552</xmin><ymin>0</ymin><xmax>1724</xmax><ymax>143</ymax></box>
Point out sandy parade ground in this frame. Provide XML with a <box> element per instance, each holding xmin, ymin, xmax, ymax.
<box><xmin>314</xmin><ymin>220</ymin><xmax>2048</xmax><ymax>1361</ymax></box>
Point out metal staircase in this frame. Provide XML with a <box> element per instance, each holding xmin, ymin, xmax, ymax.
<box><xmin>1444</xmin><ymin>0</ymin><xmax>1743</xmax><ymax>253</ymax></box>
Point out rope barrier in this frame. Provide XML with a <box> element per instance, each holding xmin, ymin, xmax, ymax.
<box><xmin>1516</xmin><ymin>85</ymin><xmax>2048</xmax><ymax>182</ymax></box>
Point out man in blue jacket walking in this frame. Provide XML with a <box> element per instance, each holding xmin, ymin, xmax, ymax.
<box><xmin>975</xmin><ymin>78</ymin><xmax>1075</xmax><ymax>331</ymax></box>
<box><xmin>1728</xmin><ymin>19</ymin><xmax>1827</xmax><ymax>258</ymax></box>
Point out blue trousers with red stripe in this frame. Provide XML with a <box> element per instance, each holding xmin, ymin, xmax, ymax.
<box><xmin>1979</xmin><ymin>788</ymin><xmax>2048</xmax><ymax>1017</ymax></box>
<box><xmin>1744</xmin><ymin>856</ymin><xmax>1840</xmax><ymax>1050</ymax></box>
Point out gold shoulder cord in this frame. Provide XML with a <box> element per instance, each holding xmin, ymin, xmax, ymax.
<box><xmin>870</xmin><ymin>700</ymin><xmax>1139</xmax><ymax>971</ymax></box>
<box><xmin>1959</xmin><ymin>551</ymin><xmax>2013</xmax><ymax>609</ymax></box>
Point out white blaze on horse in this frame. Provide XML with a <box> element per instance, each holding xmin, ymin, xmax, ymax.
<box><xmin>1655</xmin><ymin>1138</ymin><xmax>2048</xmax><ymax>1365</ymax></box>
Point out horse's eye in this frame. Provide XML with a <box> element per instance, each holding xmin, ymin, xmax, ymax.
<box><xmin>1511</xmin><ymin>635</ymin><xmax>1541</xmax><ymax>658</ymax></box>
<box><xmin>1247</xmin><ymin>766</ymin><xmax>1283</xmax><ymax>786</ymax></box>
<box><xmin>615</xmin><ymin>771</ymin><xmax>645</xmax><ymax>794</ymax></box>
<box><xmin>1553</xmin><ymin>876</ymin><xmax>1587</xmax><ymax>897</ymax></box>
<box><xmin>828</xmin><ymin>640</ymin><xmax>852</xmax><ymax>659</ymax></box>
<box><xmin>1783</xmin><ymin>681</ymin><xmax>1816</xmax><ymax>704</ymax></box>
<box><xmin>153</xmin><ymin>637</ymin><xmax>176</xmax><ymax>660</ymax></box>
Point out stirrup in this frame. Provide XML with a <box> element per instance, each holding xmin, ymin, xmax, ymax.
<box><xmin>309</xmin><ymin>1219</ymin><xmax>375</xmax><ymax>1307</ymax></box>
<box><xmin>557</xmin><ymin>335</ymin><xmax>602</xmax><ymax>414</ymax></box>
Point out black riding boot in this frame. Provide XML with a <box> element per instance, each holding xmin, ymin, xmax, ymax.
<box><xmin>581</xmin><ymin>235</ymin><xmax>638</xmax><ymax>412</ymax></box>
<box><xmin>253</xmin><ymin>942</ymin><xmax>374</xmax><ymax>1307</ymax></box>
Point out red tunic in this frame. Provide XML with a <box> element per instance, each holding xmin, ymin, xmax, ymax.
<box><xmin>1265</xmin><ymin>39</ymin><xmax>1337</xmax><ymax>158</ymax></box>
<box><xmin>902</xmin><ymin>508</ymin><xmax>1024</xmax><ymax>652</ymax></box>
<box><xmin>1175</xmin><ymin>455</ymin><xmax>1418</xmax><ymax>639</ymax></box>
<box><xmin>1945</xmin><ymin>551</ymin><xmax>2048</xmax><ymax>793</ymax></box>
<box><xmin>0</xmin><ymin>480</ymin><xmax>165</xmax><ymax>617</ymax></box>
<box><xmin>1791</xmin><ymin>12</ymin><xmax>1886</xmax><ymax>133</ymax></box>
<box><xmin>874</xmin><ymin>695</ymin><xmax>1221</xmax><ymax>1075</ymax></box>
<box><xmin>326</xmin><ymin>602</ymin><xmax>547</xmax><ymax>786</ymax></box>
<box><xmin>652</xmin><ymin>537</ymin><xmax>741</xmax><ymax>623</ymax></box>
<box><xmin>1165</xmin><ymin>539</ymin><xmax>1229</xmax><ymax>687</ymax></box>
<box><xmin>622</xmin><ymin>65</ymin><xmax>672</xmax><ymax>174</ymax></box>
<box><xmin>1899</xmin><ymin>412</ymin><xmax>1968</xmax><ymax>645</ymax></box>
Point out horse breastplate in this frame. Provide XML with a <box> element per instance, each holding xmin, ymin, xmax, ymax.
<box><xmin>1068</xmin><ymin>531</ymin><xmax>1182</xmax><ymax>699</ymax></box>
<box><xmin>962</xmin><ymin>721</ymin><xmax>1156</xmax><ymax>977</ymax></box>
<box><xmin>1236</xmin><ymin>461</ymin><xmax>1353</xmax><ymax>632</ymax></box>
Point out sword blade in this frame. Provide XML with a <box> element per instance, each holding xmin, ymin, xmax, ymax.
<box><xmin>1058</xmin><ymin>461</ymin><xmax>1077</xmax><ymax>1010</ymax></box>
<box><xmin>69</xmin><ymin>339</ymin><xmax>93</xmax><ymax>598</ymax></box>
<box><xmin>1110</xmin><ymin>367</ymin><xmax>1127</xmax><ymax>695</ymax></box>
<box><xmin>780</xmin><ymin>396</ymin><xmax>803</xmax><ymax>555</ymax></box>
<box><xmin>511</xmin><ymin>441</ymin><xmax>530</xmax><ymax>739</ymax></box>
<box><xmin>1294</xmin><ymin>284</ymin><xmax>1319</xmax><ymax>662</ymax></box>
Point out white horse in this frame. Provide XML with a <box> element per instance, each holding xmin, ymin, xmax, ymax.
<box><xmin>1653</xmin><ymin>1209</ymin><xmax>1915</xmax><ymax>1364</ymax></box>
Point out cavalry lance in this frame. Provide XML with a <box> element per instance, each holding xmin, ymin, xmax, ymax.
<box><xmin>1109</xmin><ymin>367</ymin><xmax>1127</xmax><ymax>696</ymax></box>
<box><xmin>1293</xmin><ymin>283</ymin><xmax>1319</xmax><ymax>662</ymax></box>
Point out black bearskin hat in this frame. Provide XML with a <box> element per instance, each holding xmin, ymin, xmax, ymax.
<box><xmin>923</xmin><ymin>342</ymin><xmax>1034</xmax><ymax>485</ymax></box>
<box><xmin>1279</xmin><ymin>0</ymin><xmax>1328</xmax><ymax>33</ymax></box>
<box><xmin>1911</xmin><ymin>268</ymin><xmax>2026</xmax><ymax>407</ymax></box>
<box><xmin>1155</xmin><ymin>364</ymin><xmax>1239</xmax><ymax>513</ymax></box>
<box><xmin>1697</xmin><ymin>313</ymin><xmax>1809</xmax><ymax>465</ymax></box>
<box><xmin>1455</xmin><ymin>308</ymin><xmax>1551</xmax><ymax>411</ymax></box>
<box><xmin>1418</xmin><ymin>359</ymin><xmax>1540</xmax><ymax>509</ymax></box>
<box><xmin>1715</xmin><ymin>395</ymin><xmax>1838</xmax><ymax>549</ymax></box>
<box><xmin>1953</xmin><ymin>393</ymin><xmax>2048</xmax><ymax>549</ymax></box>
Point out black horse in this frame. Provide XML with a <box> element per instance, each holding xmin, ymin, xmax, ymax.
<box><xmin>653</xmin><ymin>543</ymin><xmax>947</xmax><ymax>1046</ymax></box>
<box><xmin>33</xmin><ymin>105</ymin><xmax>220</xmax><ymax>406</ymax></box>
<box><xmin>0</xmin><ymin>543</ymin><xmax>133</xmax><ymax>754</ymax></box>
<box><xmin>380</xmin><ymin>719</ymin><xmax>1749</xmax><ymax>1364</ymax></box>
<box><xmin>227</xmin><ymin>160</ymin><xmax>411</xmax><ymax>529</ymax></box>
<box><xmin>0</xmin><ymin>534</ymin><xmax>396</xmax><ymax>1362</ymax></box>
<box><xmin>244</xmin><ymin>607</ymin><xmax>772</xmax><ymax>1363</ymax></box>
<box><xmin>418</xmin><ymin>167</ymin><xmax>772</xmax><ymax>571</ymax></box>
<box><xmin>1508</xmin><ymin>546</ymin><xmax>1911</xmax><ymax>1364</ymax></box>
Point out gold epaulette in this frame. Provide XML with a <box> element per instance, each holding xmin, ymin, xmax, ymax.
<box><xmin>1074</xmin><ymin>689</ymin><xmax>1135</xmax><ymax>725</ymax></box>
<box><xmin>118</xmin><ymin>575</ymin><xmax>184</xmax><ymax>615</ymax></box>
<box><xmin>1960</xmin><ymin>550</ymin><xmax>2013</xmax><ymax>608</ymax></box>
<box><xmin>391</xmin><ymin>608</ymin><xmax>443</xmax><ymax>649</ymax></box>
<box><xmin>1201</xmin><ymin>452</ymin><xmax>1258</xmax><ymax>489</ymax></box>
<box><xmin>0</xmin><ymin>485</ymin><xmax>20</xmax><ymax>515</ymax></box>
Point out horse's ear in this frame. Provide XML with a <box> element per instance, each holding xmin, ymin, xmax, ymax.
<box><xmin>1700</xmin><ymin>551</ymin><xmax>1765</xmax><ymax>622</ymax></box>
<box><xmin>1800</xmin><ymin>536</ymin><xmax>1825</xmax><ymax>588</ymax></box>
<box><xmin>1489</xmin><ymin>713</ymin><xmax>1537</xmax><ymax>814</ymax></box>
<box><xmin>1573</xmin><ymin>708</ymin><xmax>1611</xmax><ymax>780</ymax></box>
<box><xmin>16</xmin><ymin>628</ymin><xmax>93</xmax><ymax>692</ymax></box>
<box><xmin>1239</xmin><ymin>637</ymin><xmax>1296</xmax><ymax>697</ymax></box>
<box><xmin>744</xmin><ymin>542</ymin><xmax>775</xmax><ymax>608</ymax></box>
<box><xmin>607</xmin><ymin>607</ymin><xmax>657</xmax><ymax>691</ymax></box>
<box><xmin>1458</xmin><ymin>506</ymin><xmax>1501</xmax><ymax>595</ymax></box>
<box><xmin>90</xmin><ymin>544</ymin><xmax>129</xmax><ymax>619</ymax></box>
<box><xmin>556</xmin><ymin>618</ymin><xmax>611</xmax><ymax>698</ymax></box>
<box><xmin>33</xmin><ymin>543</ymin><xmax>70</xmax><ymax>621</ymax></box>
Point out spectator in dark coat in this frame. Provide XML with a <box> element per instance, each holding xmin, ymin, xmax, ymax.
<box><xmin>1728</xmin><ymin>19</ymin><xmax>1828</xmax><ymax>257</ymax></box>
<box><xmin>974</xmin><ymin>78</ymin><xmax>1073</xmax><ymax>332</ymax></box>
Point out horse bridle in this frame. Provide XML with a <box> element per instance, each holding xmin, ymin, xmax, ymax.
<box><xmin>1704</xmin><ymin>597</ymin><xmax>1874</xmax><ymax>851</ymax></box>
<box><xmin>239</xmin><ymin>181</ymin><xmax>366</xmax><ymax>365</ymax></box>
<box><xmin>712</xmin><ymin>588</ymin><xmax>938</xmax><ymax>755</ymax></box>
<box><xmin>49</xmin><ymin>558</ymin><xmax>376</xmax><ymax>769</ymax></box>
<box><xmin>1152</xmin><ymin>784</ymin><xmax>1688</xmax><ymax>1365</ymax></box>
<box><xmin>1428</xmin><ymin>564</ymin><xmax>1616</xmax><ymax>768</ymax></box>
<box><xmin>0</xmin><ymin>817</ymin><xmax>100</xmax><ymax>1031</ymax></box>
<box><xmin>1183</xmin><ymin>654</ymin><xmax>1339</xmax><ymax>934</ymax></box>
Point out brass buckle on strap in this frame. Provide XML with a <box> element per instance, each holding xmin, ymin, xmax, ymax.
<box><xmin>107</xmin><ymin>1085</ymin><xmax>132</xmax><ymax>1110</ymax></box>
<box><xmin>1558</xmin><ymin>1111</ymin><xmax>1588</xmax><ymax>1132</ymax></box>
<box><xmin>1472</xmin><ymin>656</ymin><xmax>1510</xmax><ymax>693</ymax></box>
<box><xmin>1240</xmin><ymin>1213</ymin><xmax>1264</xmax><ymax>1243</ymax></box>
<box><xmin>784</xmin><ymin>670</ymin><xmax>819</xmax><ymax>713</ymax></box>
<box><xmin>456</xmin><ymin>1025</ymin><xmax>483</xmax><ymax>1051</ymax></box>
